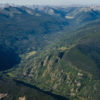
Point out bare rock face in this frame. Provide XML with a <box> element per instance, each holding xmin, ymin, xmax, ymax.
<box><xmin>0</xmin><ymin>93</ymin><xmax>7</xmax><ymax>99</ymax></box>
<box><xmin>18</xmin><ymin>96</ymin><xmax>26</xmax><ymax>100</ymax></box>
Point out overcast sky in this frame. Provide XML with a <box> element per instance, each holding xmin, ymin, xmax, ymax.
<box><xmin>0</xmin><ymin>0</ymin><xmax>100</xmax><ymax>6</ymax></box>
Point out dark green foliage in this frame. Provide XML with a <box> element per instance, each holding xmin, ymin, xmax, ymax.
<box><xmin>0</xmin><ymin>78</ymin><xmax>61</xmax><ymax>100</ymax></box>
<box><xmin>0</xmin><ymin>45</ymin><xmax>20</xmax><ymax>71</ymax></box>
<box><xmin>0</xmin><ymin>6</ymin><xmax>100</xmax><ymax>100</ymax></box>
<box><xmin>0</xmin><ymin>6</ymin><xmax>68</xmax><ymax>54</ymax></box>
<box><xmin>63</xmin><ymin>21</ymin><xmax>100</xmax><ymax>79</ymax></box>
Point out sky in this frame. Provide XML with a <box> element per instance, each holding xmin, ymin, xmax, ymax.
<box><xmin>0</xmin><ymin>0</ymin><xmax>100</xmax><ymax>6</ymax></box>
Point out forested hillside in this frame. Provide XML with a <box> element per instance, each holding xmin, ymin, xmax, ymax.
<box><xmin>0</xmin><ymin>5</ymin><xmax>100</xmax><ymax>100</ymax></box>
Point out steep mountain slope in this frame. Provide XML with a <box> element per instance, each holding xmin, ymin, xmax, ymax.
<box><xmin>0</xmin><ymin>77</ymin><xmax>67</xmax><ymax>100</ymax></box>
<box><xmin>0</xmin><ymin>5</ymin><xmax>100</xmax><ymax>100</ymax></box>
<box><xmin>0</xmin><ymin>6</ymin><xmax>100</xmax><ymax>54</ymax></box>
<box><xmin>64</xmin><ymin>21</ymin><xmax>100</xmax><ymax>79</ymax></box>
<box><xmin>29</xmin><ymin>6</ymin><xmax>100</xmax><ymax>26</ymax></box>
<box><xmin>6</xmin><ymin>20</ymin><xmax>100</xmax><ymax>100</ymax></box>
<box><xmin>0</xmin><ymin>6</ymin><xmax>68</xmax><ymax>72</ymax></box>
<box><xmin>0</xmin><ymin>6</ymin><xmax>68</xmax><ymax>54</ymax></box>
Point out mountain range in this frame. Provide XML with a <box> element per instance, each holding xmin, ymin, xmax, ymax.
<box><xmin>0</xmin><ymin>5</ymin><xmax>100</xmax><ymax>100</ymax></box>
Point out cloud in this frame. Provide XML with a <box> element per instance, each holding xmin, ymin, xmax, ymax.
<box><xmin>0</xmin><ymin>0</ymin><xmax>100</xmax><ymax>5</ymax></box>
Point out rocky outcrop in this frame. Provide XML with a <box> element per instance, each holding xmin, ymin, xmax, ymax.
<box><xmin>0</xmin><ymin>93</ymin><xmax>7</xmax><ymax>99</ymax></box>
<box><xmin>18</xmin><ymin>96</ymin><xmax>26</xmax><ymax>100</ymax></box>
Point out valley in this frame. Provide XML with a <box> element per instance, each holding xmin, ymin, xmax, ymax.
<box><xmin>0</xmin><ymin>5</ymin><xmax>100</xmax><ymax>100</ymax></box>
